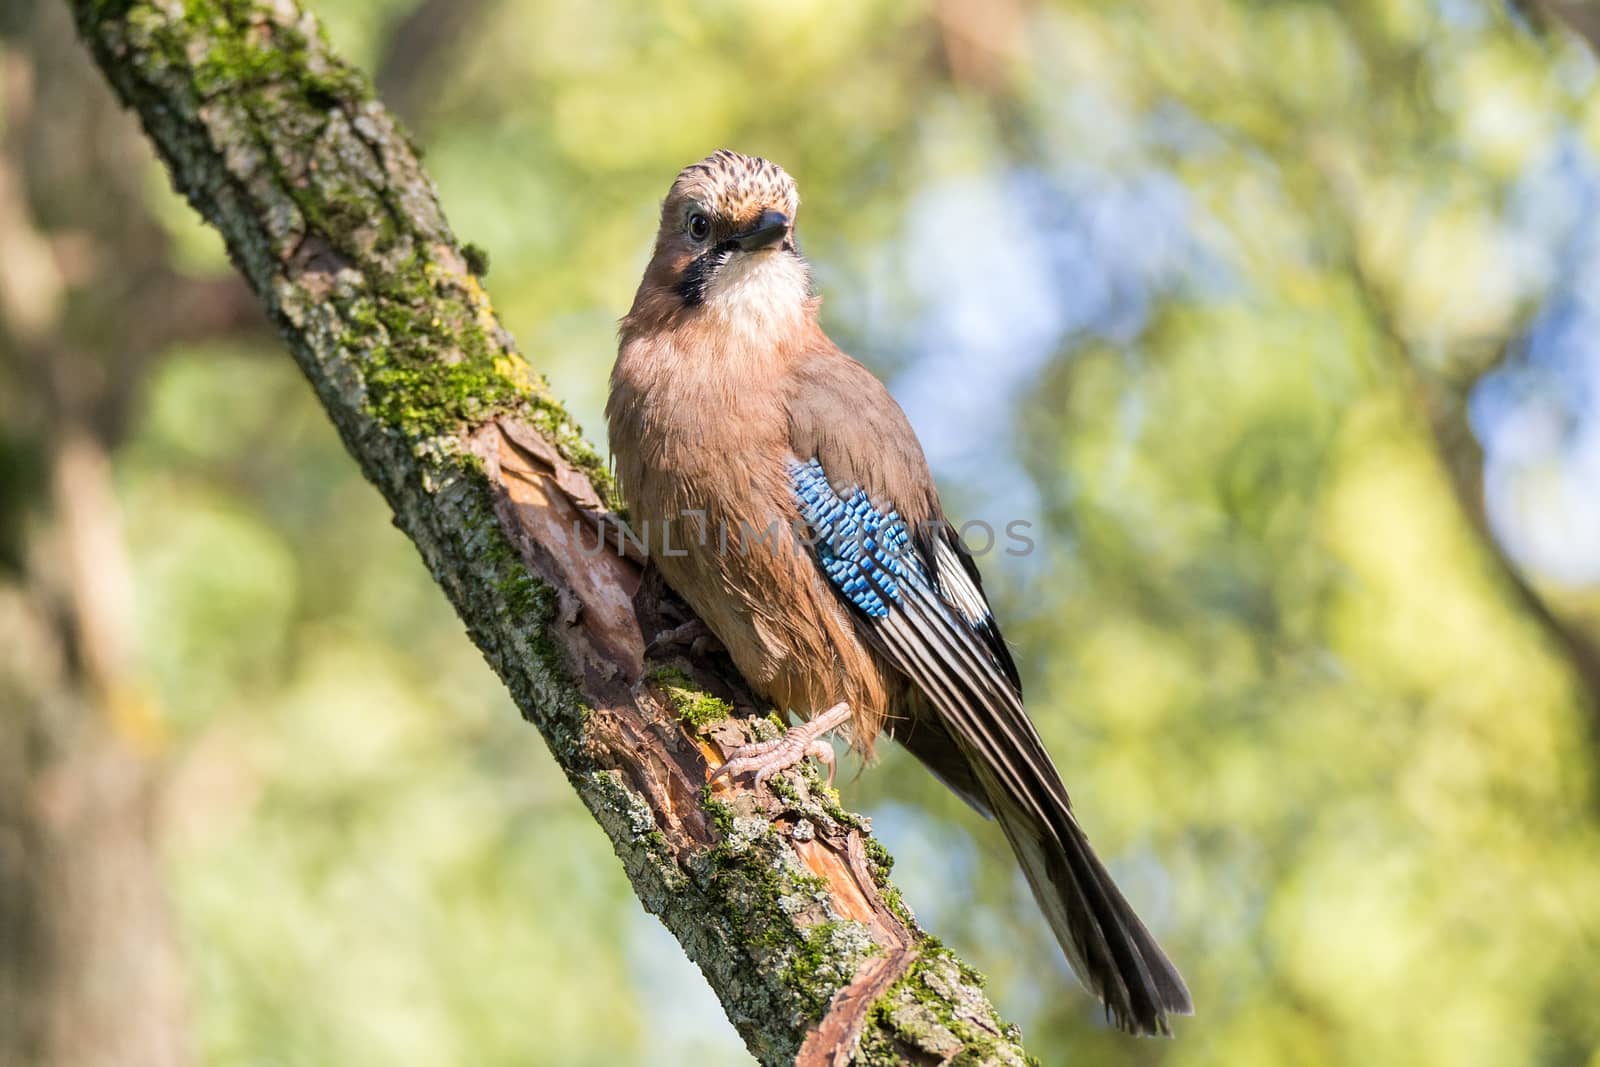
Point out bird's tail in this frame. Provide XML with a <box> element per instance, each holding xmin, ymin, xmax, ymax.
<box><xmin>988</xmin><ymin>785</ymin><xmax>1192</xmax><ymax>1035</ymax></box>
<box><xmin>850</xmin><ymin>520</ymin><xmax>1189</xmax><ymax>1032</ymax></box>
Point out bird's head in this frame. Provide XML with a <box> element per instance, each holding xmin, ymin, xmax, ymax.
<box><xmin>631</xmin><ymin>150</ymin><xmax>811</xmax><ymax>328</ymax></box>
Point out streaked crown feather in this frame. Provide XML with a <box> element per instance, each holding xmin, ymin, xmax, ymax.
<box><xmin>664</xmin><ymin>149</ymin><xmax>800</xmax><ymax>230</ymax></box>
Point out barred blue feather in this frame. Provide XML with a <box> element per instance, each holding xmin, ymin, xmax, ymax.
<box><xmin>788</xmin><ymin>457</ymin><xmax>917</xmax><ymax>618</ymax></box>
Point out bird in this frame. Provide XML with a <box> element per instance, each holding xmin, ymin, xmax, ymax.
<box><xmin>607</xmin><ymin>149</ymin><xmax>1192</xmax><ymax>1035</ymax></box>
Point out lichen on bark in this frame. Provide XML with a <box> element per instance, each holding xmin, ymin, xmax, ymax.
<box><xmin>64</xmin><ymin>1</ymin><xmax>1033</xmax><ymax>1061</ymax></box>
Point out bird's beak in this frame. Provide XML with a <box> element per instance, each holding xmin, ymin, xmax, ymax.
<box><xmin>732</xmin><ymin>210</ymin><xmax>790</xmax><ymax>252</ymax></box>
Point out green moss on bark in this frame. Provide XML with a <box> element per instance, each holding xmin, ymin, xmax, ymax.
<box><xmin>857</xmin><ymin>942</ymin><xmax>1032</xmax><ymax>1067</ymax></box>
<box><xmin>699</xmin><ymin>806</ymin><xmax>878</xmax><ymax>1028</ymax></box>
<box><xmin>649</xmin><ymin>666</ymin><xmax>733</xmax><ymax>729</ymax></box>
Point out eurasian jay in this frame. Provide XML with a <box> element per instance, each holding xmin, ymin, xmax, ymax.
<box><xmin>607</xmin><ymin>149</ymin><xmax>1191</xmax><ymax>1035</ymax></box>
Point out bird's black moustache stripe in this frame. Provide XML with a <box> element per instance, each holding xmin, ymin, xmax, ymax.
<box><xmin>676</xmin><ymin>248</ymin><xmax>730</xmax><ymax>307</ymax></box>
<box><xmin>676</xmin><ymin>240</ymin><xmax>802</xmax><ymax>307</ymax></box>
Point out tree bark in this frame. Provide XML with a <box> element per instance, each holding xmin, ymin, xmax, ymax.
<box><xmin>62</xmin><ymin>1</ymin><xmax>1033</xmax><ymax>1062</ymax></box>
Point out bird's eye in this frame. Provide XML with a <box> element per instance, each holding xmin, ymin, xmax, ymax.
<box><xmin>687</xmin><ymin>213</ymin><xmax>711</xmax><ymax>241</ymax></box>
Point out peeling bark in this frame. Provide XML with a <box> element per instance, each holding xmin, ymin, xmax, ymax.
<box><xmin>62</xmin><ymin>1</ymin><xmax>1033</xmax><ymax>1062</ymax></box>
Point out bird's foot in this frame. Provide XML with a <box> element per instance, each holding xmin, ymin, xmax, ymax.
<box><xmin>646</xmin><ymin>618</ymin><xmax>722</xmax><ymax>659</ymax></box>
<box><xmin>710</xmin><ymin>701</ymin><xmax>851</xmax><ymax>791</ymax></box>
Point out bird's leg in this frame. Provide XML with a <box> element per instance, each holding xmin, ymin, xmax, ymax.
<box><xmin>710</xmin><ymin>701</ymin><xmax>851</xmax><ymax>791</ymax></box>
<box><xmin>645</xmin><ymin>617</ymin><xmax>721</xmax><ymax>658</ymax></box>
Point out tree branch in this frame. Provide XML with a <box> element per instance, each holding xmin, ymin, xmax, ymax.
<box><xmin>63</xmin><ymin>1</ymin><xmax>1031</xmax><ymax>1062</ymax></box>
<box><xmin>1340</xmin><ymin>255</ymin><xmax>1600</xmax><ymax>744</ymax></box>
<box><xmin>373</xmin><ymin>0</ymin><xmax>487</xmax><ymax>126</ymax></box>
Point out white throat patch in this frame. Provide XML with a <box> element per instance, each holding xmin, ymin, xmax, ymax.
<box><xmin>706</xmin><ymin>250</ymin><xmax>811</xmax><ymax>338</ymax></box>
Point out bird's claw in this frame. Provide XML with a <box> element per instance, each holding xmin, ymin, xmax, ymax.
<box><xmin>714</xmin><ymin>736</ymin><xmax>836</xmax><ymax>790</ymax></box>
<box><xmin>710</xmin><ymin>701</ymin><xmax>850</xmax><ymax>791</ymax></box>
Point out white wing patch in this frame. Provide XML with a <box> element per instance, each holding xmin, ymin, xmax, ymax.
<box><xmin>932</xmin><ymin>536</ymin><xmax>993</xmax><ymax>630</ymax></box>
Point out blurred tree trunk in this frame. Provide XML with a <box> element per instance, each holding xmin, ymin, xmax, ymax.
<box><xmin>58</xmin><ymin>2</ymin><xmax>1033</xmax><ymax>1064</ymax></box>
<box><xmin>0</xmin><ymin>437</ymin><xmax>188</xmax><ymax>1067</ymax></box>
<box><xmin>0</xmin><ymin>1</ymin><xmax>261</xmax><ymax>1061</ymax></box>
<box><xmin>1525</xmin><ymin>0</ymin><xmax>1600</xmax><ymax>55</ymax></box>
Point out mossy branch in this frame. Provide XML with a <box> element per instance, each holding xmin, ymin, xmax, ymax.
<box><xmin>63</xmin><ymin>1</ymin><xmax>1032</xmax><ymax>1062</ymax></box>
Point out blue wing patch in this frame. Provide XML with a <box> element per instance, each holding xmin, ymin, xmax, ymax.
<box><xmin>788</xmin><ymin>457</ymin><xmax>920</xmax><ymax>619</ymax></box>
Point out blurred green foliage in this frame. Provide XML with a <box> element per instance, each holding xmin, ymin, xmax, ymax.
<box><xmin>74</xmin><ymin>0</ymin><xmax>1600</xmax><ymax>1063</ymax></box>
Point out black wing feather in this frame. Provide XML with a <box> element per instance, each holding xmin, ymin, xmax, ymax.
<box><xmin>788</xmin><ymin>454</ymin><xmax>1192</xmax><ymax>1034</ymax></box>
